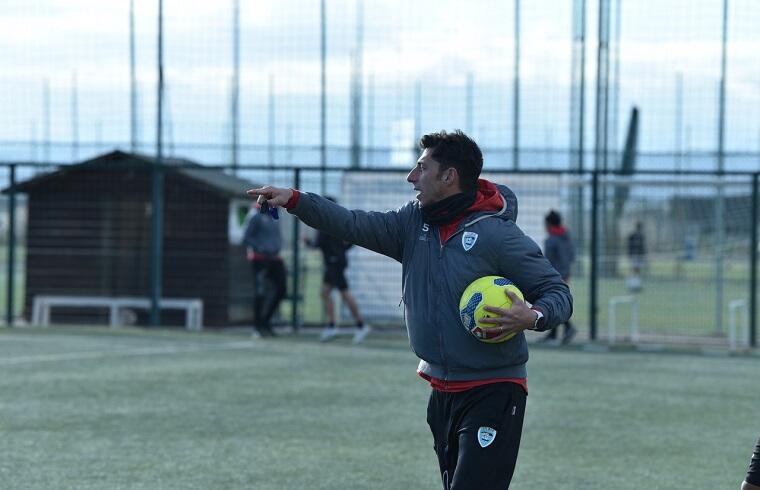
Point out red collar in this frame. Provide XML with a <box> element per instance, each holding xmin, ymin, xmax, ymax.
<box><xmin>548</xmin><ymin>225</ymin><xmax>567</xmax><ymax>236</ymax></box>
<box><xmin>438</xmin><ymin>179</ymin><xmax>504</xmax><ymax>244</ymax></box>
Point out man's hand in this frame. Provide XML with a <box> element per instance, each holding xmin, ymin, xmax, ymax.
<box><xmin>478</xmin><ymin>290</ymin><xmax>537</xmax><ymax>338</ymax></box>
<box><xmin>246</xmin><ymin>186</ymin><xmax>294</xmax><ymax>208</ymax></box>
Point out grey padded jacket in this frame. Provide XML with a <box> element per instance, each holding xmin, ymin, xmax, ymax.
<box><xmin>288</xmin><ymin>183</ymin><xmax>572</xmax><ymax>381</ymax></box>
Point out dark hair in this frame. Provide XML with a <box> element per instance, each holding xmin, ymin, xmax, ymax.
<box><xmin>419</xmin><ymin>130</ymin><xmax>483</xmax><ymax>193</ymax></box>
<box><xmin>325</xmin><ymin>195</ymin><xmax>337</xmax><ymax>203</ymax></box>
<box><xmin>545</xmin><ymin>210</ymin><xmax>562</xmax><ymax>226</ymax></box>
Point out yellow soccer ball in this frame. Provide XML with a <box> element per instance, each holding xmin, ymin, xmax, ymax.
<box><xmin>459</xmin><ymin>276</ymin><xmax>524</xmax><ymax>343</ymax></box>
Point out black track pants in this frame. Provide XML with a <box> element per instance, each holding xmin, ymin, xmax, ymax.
<box><xmin>427</xmin><ymin>382</ymin><xmax>527</xmax><ymax>490</ymax></box>
<box><xmin>251</xmin><ymin>258</ymin><xmax>286</xmax><ymax>328</ymax></box>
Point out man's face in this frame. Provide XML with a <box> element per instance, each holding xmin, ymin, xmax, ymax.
<box><xmin>406</xmin><ymin>148</ymin><xmax>450</xmax><ymax>208</ymax></box>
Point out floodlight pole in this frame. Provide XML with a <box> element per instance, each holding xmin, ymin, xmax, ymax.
<box><xmin>71</xmin><ymin>72</ymin><xmax>79</xmax><ymax>162</ymax></box>
<box><xmin>570</xmin><ymin>0</ymin><xmax>587</xmax><ymax>262</ymax></box>
<box><xmin>320</xmin><ymin>0</ymin><xmax>327</xmax><ymax>193</ymax></box>
<box><xmin>5</xmin><ymin>164</ymin><xmax>16</xmax><ymax>327</ymax></box>
<box><xmin>130</xmin><ymin>0</ymin><xmax>138</xmax><ymax>153</ymax></box>
<box><xmin>291</xmin><ymin>168</ymin><xmax>302</xmax><ymax>331</ymax></box>
<box><xmin>466</xmin><ymin>72</ymin><xmax>474</xmax><ymax>135</ymax></box>
<box><xmin>717</xmin><ymin>0</ymin><xmax>728</xmax><ymax>174</ymax></box>
<box><xmin>594</xmin><ymin>0</ymin><xmax>611</xmax><ymax>277</ymax></box>
<box><xmin>268</xmin><ymin>73</ymin><xmax>275</xmax><ymax>177</ymax></box>
<box><xmin>675</xmin><ymin>72</ymin><xmax>683</xmax><ymax>172</ymax></box>
<box><xmin>43</xmin><ymin>79</ymin><xmax>51</xmax><ymax>163</ymax></box>
<box><xmin>594</xmin><ymin>0</ymin><xmax>610</xmax><ymax>174</ymax></box>
<box><xmin>30</xmin><ymin>122</ymin><xmax>37</xmax><ymax>162</ymax></box>
<box><xmin>512</xmin><ymin>0</ymin><xmax>520</xmax><ymax>170</ymax></box>
<box><xmin>714</xmin><ymin>0</ymin><xmax>729</xmax><ymax>335</ymax></box>
<box><xmin>349</xmin><ymin>0</ymin><xmax>363</xmax><ymax>169</ymax></box>
<box><xmin>590</xmin><ymin>170</ymin><xmax>599</xmax><ymax>340</ymax></box>
<box><xmin>413</xmin><ymin>80</ymin><xmax>421</xmax><ymax>157</ymax></box>
<box><xmin>610</xmin><ymin>0</ymin><xmax>621</xmax><ymax>160</ymax></box>
<box><xmin>367</xmin><ymin>74</ymin><xmax>374</xmax><ymax>166</ymax></box>
<box><xmin>150</xmin><ymin>0</ymin><xmax>166</xmax><ymax>327</ymax></box>
<box><xmin>750</xmin><ymin>173</ymin><xmax>758</xmax><ymax>348</ymax></box>
<box><xmin>231</xmin><ymin>0</ymin><xmax>240</xmax><ymax>174</ymax></box>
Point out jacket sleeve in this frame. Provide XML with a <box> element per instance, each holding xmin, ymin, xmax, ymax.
<box><xmin>498</xmin><ymin>223</ymin><xmax>573</xmax><ymax>331</ymax></box>
<box><xmin>288</xmin><ymin>192</ymin><xmax>411</xmax><ymax>262</ymax></box>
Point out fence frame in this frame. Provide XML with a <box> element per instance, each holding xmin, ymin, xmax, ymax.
<box><xmin>2</xmin><ymin>162</ymin><xmax>758</xmax><ymax>348</ymax></box>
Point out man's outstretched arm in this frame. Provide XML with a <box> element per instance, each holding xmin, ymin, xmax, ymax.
<box><xmin>247</xmin><ymin>186</ymin><xmax>409</xmax><ymax>262</ymax></box>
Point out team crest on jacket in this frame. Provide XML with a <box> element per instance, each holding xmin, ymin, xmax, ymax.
<box><xmin>477</xmin><ymin>426</ymin><xmax>497</xmax><ymax>448</ymax></box>
<box><xmin>462</xmin><ymin>232</ymin><xmax>478</xmax><ymax>251</ymax></box>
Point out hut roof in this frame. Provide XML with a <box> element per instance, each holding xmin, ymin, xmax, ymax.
<box><xmin>8</xmin><ymin>150</ymin><xmax>256</xmax><ymax>198</ymax></box>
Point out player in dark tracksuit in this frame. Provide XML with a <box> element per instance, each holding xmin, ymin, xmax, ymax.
<box><xmin>312</xmin><ymin>229</ymin><xmax>353</xmax><ymax>291</ymax></box>
<box><xmin>540</xmin><ymin>210</ymin><xmax>577</xmax><ymax>344</ymax></box>
<box><xmin>248</xmin><ymin>130</ymin><xmax>572</xmax><ymax>489</ymax></box>
<box><xmin>243</xmin><ymin>204</ymin><xmax>287</xmax><ymax>337</ymax></box>
<box><xmin>744</xmin><ymin>436</ymin><xmax>760</xmax><ymax>490</ymax></box>
<box><xmin>305</xmin><ymin>198</ymin><xmax>370</xmax><ymax>344</ymax></box>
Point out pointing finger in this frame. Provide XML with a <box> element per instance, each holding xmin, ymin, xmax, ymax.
<box><xmin>246</xmin><ymin>187</ymin><xmax>265</xmax><ymax>196</ymax></box>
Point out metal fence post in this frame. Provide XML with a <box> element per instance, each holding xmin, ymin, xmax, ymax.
<box><xmin>291</xmin><ymin>168</ymin><xmax>301</xmax><ymax>331</ymax></box>
<box><xmin>6</xmin><ymin>164</ymin><xmax>16</xmax><ymax>327</ymax></box>
<box><xmin>149</xmin><ymin>162</ymin><xmax>164</xmax><ymax>327</ymax></box>
<box><xmin>590</xmin><ymin>170</ymin><xmax>599</xmax><ymax>340</ymax></box>
<box><xmin>750</xmin><ymin>172</ymin><xmax>758</xmax><ymax>347</ymax></box>
<box><xmin>150</xmin><ymin>0</ymin><xmax>165</xmax><ymax>327</ymax></box>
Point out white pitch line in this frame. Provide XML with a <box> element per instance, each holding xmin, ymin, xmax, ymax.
<box><xmin>0</xmin><ymin>341</ymin><xmax>254</xmax><ymax>366</ymax></box>
<box><xmin>0</xmin><ymin>335</ymin><xmax>62</xmax><ymax>342</ymax></box>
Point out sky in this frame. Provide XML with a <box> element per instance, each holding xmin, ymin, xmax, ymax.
<box><xmin>1</xmin><ymin>0</ymin><xmax>759</xmax><ymax>169</ymax></box>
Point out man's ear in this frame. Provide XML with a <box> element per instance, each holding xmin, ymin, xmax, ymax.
<box><xmin>441</xmin><ymin>168</ymin><xmax>453</xmax><ymax>183</ymax></box>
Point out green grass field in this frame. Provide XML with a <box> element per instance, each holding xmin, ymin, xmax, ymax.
<box><xmin>1</xmin><ymin>327</ymin><xmax>757</xmax><ymax>489</ymax></box>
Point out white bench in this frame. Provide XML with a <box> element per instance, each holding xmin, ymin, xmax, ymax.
<box><xmin>31</xmin><ymin>295</ymin><xmax>204</xmax><ymax>331</ymax></box>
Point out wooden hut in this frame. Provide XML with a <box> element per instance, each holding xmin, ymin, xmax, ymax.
<box><xmin>13</xmin><ymin>150</ymin><xmax>262</xmax><ymax>327</ymax></box>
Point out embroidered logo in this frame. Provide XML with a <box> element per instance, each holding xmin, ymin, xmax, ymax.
<box><xmin>420</xmin><ymin>223</ymin><xmax>430</xmax><ymax>241</ymax></box>
<box><xmin>462</xmin><ymin>231</ymin><xmax>478</xmax><ymax>251</ymax></box>
<box><xmin>477</xmin><ymin>426</ymin><xmax>497</xmax><ymax>448</ymax></box>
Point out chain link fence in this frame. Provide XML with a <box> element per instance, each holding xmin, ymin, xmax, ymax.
<box><xmin>1</xmin><ymin>161</ymin><xmax>757</xmax><ymax>349</ymax></box>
